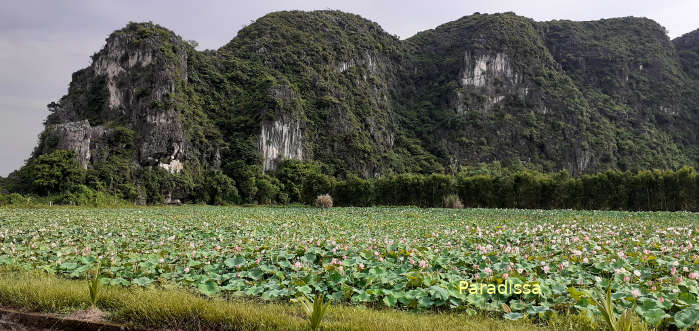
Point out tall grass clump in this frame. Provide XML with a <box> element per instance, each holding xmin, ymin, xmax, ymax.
<box><xmin>592</xmin><ymin>287</ymin><xmax>647</xmax><ymax>331</ymax></box>
<box><xmin>299</xmin><ymin>293</ymin><xmax>331</xmax><ymax>331</ymax></box>
<box><xmin>88</xmin><ymin>262</ymin><xmax>102</xmax><ymax>307</ymax></box>
<box><xmin>314</xmin><ymin>194</ymin><xmax>333</xmax><ymax>208</ymax></box>
<box><xmin>443</xmin><ymin>194</ymin><xmax>464</xmax><ymax>209</ymax></box>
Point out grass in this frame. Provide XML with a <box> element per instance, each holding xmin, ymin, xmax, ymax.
<box><xmin>0</xmin><ymin>268</ymin><xmax>599</xmax><ymax>330</ymax></box>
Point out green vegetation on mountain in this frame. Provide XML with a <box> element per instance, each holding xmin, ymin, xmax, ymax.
<box><xmin>3</xmin><ymin>11</ymin><xmax>698</xmax><ymax>207</ymax></box>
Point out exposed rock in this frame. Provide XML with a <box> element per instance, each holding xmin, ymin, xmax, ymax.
<box><xmin>43</xmin><ymin>120</ymin><xmax>92</xmax><ymax>168</ymax></box>
<box><xmin>159</xmin><ymin>159</ymin><xmax>183</xmax><ymax>174</ymax></box>
<box><xmin>40</xmin><ymin>22</ymin><xmax>193</xmax><ymax>170</ymax></box>
<box><xmin>259</xmin><ymin>115</ymin><xmax>304</xmax><ymax>172</ymax></box>
<box><xmin>25</xmin><ymin>12</ymin><xmax>699</xmax><ymax>184</ymax></box>
<box><xmin>455</xmin><ymin>50</ymin><xmax>526</xmax><ymax>113</ymax></box>
<box><xmin>333</xmin><ymin>51</ymin><xmax>379</xmax><ymax>76</ymax></box>
<box><xmin>42</xmin><ymin>120</ymin><xmax>114</xmax><ymax>169</ymax></box>
<box><xmin>461</xmin><ymin>51</ymin><xmax>520</xmax><ymax>88</ymax></box>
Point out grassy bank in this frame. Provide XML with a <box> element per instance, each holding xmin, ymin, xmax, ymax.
<box><xmin>0</xmin><ymin>269</ymin><xmax>598</xmax><ymax>330</ymax></box>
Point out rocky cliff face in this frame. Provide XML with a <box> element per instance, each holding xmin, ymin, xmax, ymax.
<box><xmin>41</xmin><ymin>120</ymin><xmax>113</xmax><ymax>169</ymax></box>
<box><xmin>222</xmin><ymin>11</ymin><xmax>402</xmax><ymax>176</ymax></box>
<box><xmin>456</xmin><ymin>50</ymin><xmax>526</xmax><ymax>113</ymax></box>
<box><xmin>403</xmin><ymin>13</ymin><xmax>600</xmax><ymax>174</ymax></box>
<box><xmin>26</xmin><ymin>11</ymin><xmax>699</xmax><ymax>185</ymax></box>
<box><xmin>259</xmin><ymin>85</ymin><xmax>304</xmax><ymax>171</ymax></box>
<box><xmin>39</xmin><ymin>23</ymin><xmax>194</xmax><ymax>174</ymax></box>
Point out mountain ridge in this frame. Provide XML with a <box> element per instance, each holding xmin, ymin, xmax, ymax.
<box><xmin>7</xmin><ymin>10</ymin><xmax>699</xmax><ymax>203</ymax></box>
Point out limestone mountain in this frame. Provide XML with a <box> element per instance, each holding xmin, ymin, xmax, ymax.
<box><xmin>11</xmin><ymin>10</ymin><xmax>699</xmax><ymax>201</ymax></box>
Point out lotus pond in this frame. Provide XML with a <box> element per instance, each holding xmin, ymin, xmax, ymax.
<box><xmin>0</xmin><ymin>207</ymin><xmax>697</xmax><ymax>328</ymax></box>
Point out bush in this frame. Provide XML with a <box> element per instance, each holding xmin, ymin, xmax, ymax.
<box><xmin>255</xmin><ymin>175</ymin><xmax>280</xmax><ymax>204</ymax></box>
<box><xmin>0</xmin><ymin>193</ymin><xmax>30</xmax><ymax>206</ymax></box>
<box><xmin>442</xmin><ymin>194</ymin><xmax>464</xmax><ymax>209</ymax></box>
<box><xmin>58</xmin><ymin>185</ymin><xmax>97</xmax><ymax>205</ymax></box>
<box><xmin>22</xmin><ymin>150</ymin><xmax>85</xmax><ymax>195</ymax></box>
<box><xmin>57</xmin><ymin>184</ymin><xmax>128</xmax><ymax>206</ymax></box>
<box><xmin>314</xmin><ymin>194</ymin><xmax>333</xmax><ymax>208</ymax></box>
<box><xmin>194</xmin><ymin>170</ymin><xmax>239</xmax><ymax>205</ymax></box>
<box><xmin>303</xmin><ymin>173</ymin><xmax>334</xmax><ymax>205</ymax></box>
<box><xmin>276</xmin><ymin>160</ymin><xmax>328</xmax><ymax>203</ymax></box>
<box><xmin>332</xmin><ymin>175</ymin><xmax>374</xmax><ymax>206</ymax></box>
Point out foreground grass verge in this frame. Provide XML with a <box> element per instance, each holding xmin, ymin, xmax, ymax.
<box><xmin>0</xmin><ymin>269</ymin><xmax>600</xmax><ymax>330</ymax></box>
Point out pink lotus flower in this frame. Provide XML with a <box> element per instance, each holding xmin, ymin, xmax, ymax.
<box><xmin>658</xmin><ymin>297</ymin><xmax>664</xmax><ymax>303</ymax></box>
<box><xmin>503</xmin><ymin>273</ymin><xmax>509</xmax><ymax>279</ymax></box>
<box><xmin>294</xmin><ymin>261</ymin><xmax>303</xmax><ymax>270</ymax></box>
<box><xmin>631</xmin><ymin>289</ymin><xmax>641</xmax><ymax>298</ymax></box>
<box><xmin>688</xmin><ymin>272</ymin><xmax>698</xmax><ymax>280</ymax></box>
<box><xmin>671</xmin><ymin>267</ymin><xmax>677</xmax><ymax>275</ymax></box>
<box><xmin>418</xmin><ymin>260</ymin><xmax>428</xmax><ymax>269</ymax></box>
<box><xmin>484</xmin><ymin>267</ymin><xmax>493</xmax><ymax>274</ymax></box>
<box><xmin>359</xmin><ymin>263</ymin><xmax>365</xmax><ymax>270</ymax></box>
<box><xmin>624</xmin><ymin>276</ymin><xmax>630</xmax><ymax>282</ymax></box>
<box><xmin>184</xmin><ymin>267</ymin><xmax>190</xmax><ymax>273</ymax></box>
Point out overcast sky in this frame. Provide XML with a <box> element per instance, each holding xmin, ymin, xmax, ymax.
<box><xmin>1</xmin><ymin>0</ymin><xmax>697</xmax><ymax>176</ymax></box>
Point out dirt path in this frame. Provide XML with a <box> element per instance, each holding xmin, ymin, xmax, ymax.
<box><xmin>0</xmin><ymin>307</ymin><xmax>141</xmax><ymax>330</ymax></box>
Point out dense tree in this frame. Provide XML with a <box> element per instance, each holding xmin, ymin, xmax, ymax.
<box><xmin>21</xmin><ymin>150</ymin><xmax>85</xmax><ymax>195</ymax></box>
<box><xmin>194</xmin><ymin>170</ymin><xmax>239</xmax><ymax>205</ymax></box>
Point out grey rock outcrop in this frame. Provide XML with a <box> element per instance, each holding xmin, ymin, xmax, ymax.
<box><xmin>39</xmin><ymin>23</ymin><xmax>191</xmax><ymax>173</ymax></box>
<box><xmin>42</xmin><ymin>120</ymin><xmax>113</xmax><ymax>169</ymax></box>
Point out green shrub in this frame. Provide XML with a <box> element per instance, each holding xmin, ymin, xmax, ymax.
<box><xmin>22</xmin><ymin>150</ymin><xmax>85</xmax><ymax>195</ymax></box>
<box><xmin>0</xmin><ymin>193</ymin><xmax>30</xmax><ymax>206</ymax></box>
<box><xmin>195</xmin><ymin>170</ymin><xmax>239</xmax><ymax>205</ymax></box>
<box><xmin>303</xmin><ymin>173</ymin><xmax>334</xmax><ymax>205</ymax></box>
<box><xmin>255</xmin><ymin>175</ymin><xmax>280</xmax><ymax>204</ymax></box>
<box><xmin>58</xmin><ymin>185</ymin><xmax>100</xmax><ymax>205</ymax></box>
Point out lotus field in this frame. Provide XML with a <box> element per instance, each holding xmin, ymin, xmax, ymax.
<box><xmin>0</xmin><ymin>207</ymin><xmax>698</xmax><ymax>328</ymax></box>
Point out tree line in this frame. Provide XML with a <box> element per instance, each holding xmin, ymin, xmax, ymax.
<box><xmin>330</xmin><ymin>168</ymin><xmax>698</xmax><ymax>211</ymax></box>
<box><xmin>1</xmin><ymin>151</ymin><xmax>697</xmax><ymax>211</ymax></box>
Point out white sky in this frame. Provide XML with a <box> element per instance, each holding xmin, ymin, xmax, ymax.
<box><xmin>1</xmin><ymin>0</ymin><xmax>697</xmax><ymax>176</ymax></box>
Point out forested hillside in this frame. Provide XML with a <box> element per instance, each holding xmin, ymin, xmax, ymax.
<box><xmin>3</xmin><ymin>11</ymin><xmax>698</xmax><ymax>207</ymax></box>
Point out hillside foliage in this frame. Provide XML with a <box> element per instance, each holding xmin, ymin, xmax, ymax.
<box><xmin>4</xmin><ymin>12</ymin><xmax>699</xmax><ymax>209</ymax></box>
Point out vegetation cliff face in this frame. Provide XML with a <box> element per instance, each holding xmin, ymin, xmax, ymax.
<box><xmin>402</xmin><ymin>14</ymin><xmax>595</xmax><ymax>174</ymax></box>
<box><xmin>13</xmin><ymin>11</ymin><xmax>699</xmax><ymax>202</ymax></box>
<box><xmin>402</xmin><ymin>14</ymin><xmax>697</xmax><ymax>174</ymax></box>
<box><xmin>38</xmin><ymin>23</ymin><xmax>213</xmax><ymax>176</ymax></box>
<box><xmin>219</xmin><ymin>11</ymin><xmax>405</xmax><ymax>176</ymax></box>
